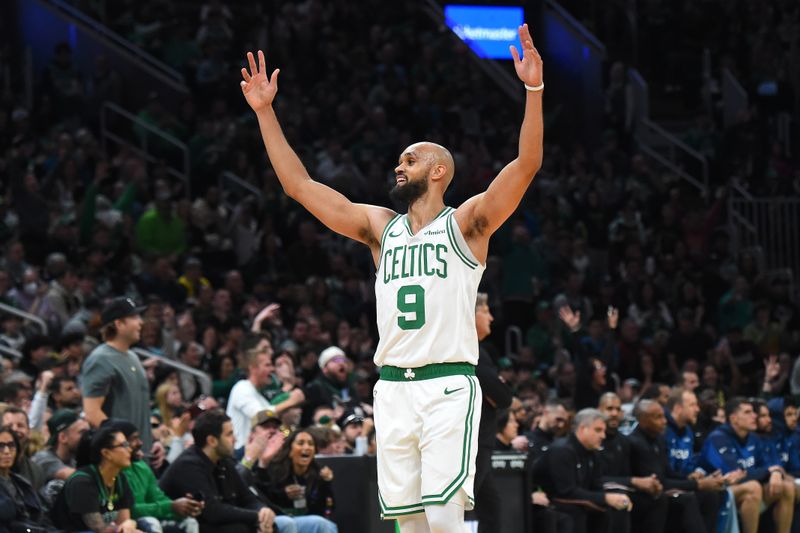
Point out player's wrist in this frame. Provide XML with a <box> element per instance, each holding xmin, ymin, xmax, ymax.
<box><xmin>524</xmin><ymin>82</ymin><xmax>544</xmax><ymax>92</ymax></box>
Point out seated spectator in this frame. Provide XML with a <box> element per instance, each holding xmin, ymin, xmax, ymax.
<box><xmin>110</xmin><ymin>420</ymin><xmax>202</xmax><ymax>533</ymax></box>
<box><xmin>32</xmin><ymin>408</ymin><xmax>89</xmax><ymax>481</ymax></box>
<box><xmin>159</xmin><ymin>410</ymin><xmax>276</xmax><ymax>533</ymax></box>
<box><xmin>301</xmin><ymin>347</ymin><xmax>358</xmax><ymax>427</ymax></box>
<box><xmin>52</xmin><ymin>425</ymin><xmax>139</xmax><ymax>533</ymax></box>
<box><xmin>227</xmin><ymin>334</ymin><xmax>304</xmax><ymax>455</ymax></box>
<box><xmin>263</xmin><ymin>430</ymin><xmax>337</xmax><ymax>531</ymax></box>
<box><xmin>597</xmin><ymin>392</ymin><xmax>667</xmax><ymax>533</ymax></box>
<box><xmin>0</xmin><ymin>425</ymin><xmax>48</xmax><ymax>529</ymax></box>
<box><xmin>766</xmin><ymin>397</ymin><xmax>800</xmax><ymax>478</ymax></box>
<box><xmin>526</xmin><ymin>399</ymin><xmax>569</xmax><ymax>457</ymax></box>
<box><xmin>1</xmin><ymin>407</ymin><xmax>44</xmax><ymax>490</ymax></box>
<box><xmin>495</xmin><ymin>408</ymin><xmax>524</xmax><ymax>452</ymax></box>
<box><xmin>533</xmin><ymin>408</ymin><xmax>632</xmax><ymax>533</ymax></box>
<box><xmin>338</xmin><ymin>407</ymin><xmax>370</xmax><ymax>456</ymax></box>
<box><xmin>237</xmin><ymin>412</ymin><xmax>337</xmax><ymax>533</ymax></box>
<box><xmin>628</xmin><ymin>399</ymin><xmax>724</xmax><ymax>533</ymax></box>
<box><xmin>700</xmin><ymin>397</ymin><xmax>794</xmax><ymax>533</ymax></box>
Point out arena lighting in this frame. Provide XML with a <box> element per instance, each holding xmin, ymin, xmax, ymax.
<box><xmin>444</xmin><ymin>4</ymin><xmax>525</xmax><ymax>60</ymax></box>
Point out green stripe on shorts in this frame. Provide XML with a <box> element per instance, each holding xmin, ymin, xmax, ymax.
<box><xmin>379</xmin><ymin>362</ymin><xmax>475</xmax><ymax>381</ymax></box>
<box><xmin>420</xmin><ymin>375</ymin><xmax>477</xmax><ymax>505</ymax></box>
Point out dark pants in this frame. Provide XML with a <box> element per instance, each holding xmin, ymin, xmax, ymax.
<box><xmin>474</xmin><ymin>446</ymin><xmax>501</xmax><ymax>533</ymax></box>
<box><xmin>663</xmin><ymin>492</ymin><xmax>709</xmax><ymax>533</ymax></box>
<box><xmin>695</xmin><ymin>490</ymin><xmax>725</xmax><ymax>533</ymax></box>
<box><xmin>553</xmin><ymin>503</ymin><xmax>630</xmax><ymax>533</ymax></box>
<box><xmin>630</xmin><ymin>493</ymin><xmax>668</xmax><ymax>533</ymax></box>
<box><xmin>532</xmin><ymin>504</ymin><xmax>575</xmax><ymax>533</ymax></box>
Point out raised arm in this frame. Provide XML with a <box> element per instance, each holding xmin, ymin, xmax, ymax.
<box><xmin>240</xmin><ymin>51</ymin><xmax>393</xmax><ymax>251</ymax></box>
<box><xmin>456</xmin><ymin>24</ymin><xmax>543</xmax><ymax>243</ymax></box>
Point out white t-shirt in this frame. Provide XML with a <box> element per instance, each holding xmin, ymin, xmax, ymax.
<box><xmin>226</xmin><ymin>379</ymin><xmax>273</xmax><ymax>448</ymax></box>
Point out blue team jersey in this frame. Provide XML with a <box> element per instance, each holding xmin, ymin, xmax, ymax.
<box><xmin>699</xmin><ymin>423</ymin><xmax>779</xmax><ymax>482</ymax></box>
<box><xmin>664</xmin><ymin>412</ymin><xmax>700</xmax><ymax>476</ymax></box>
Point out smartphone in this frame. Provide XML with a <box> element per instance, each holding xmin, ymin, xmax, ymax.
<box><xmin>191</xmin><ymin>491</ymin><xmax>205</xmax><ymax>502</ymax></box>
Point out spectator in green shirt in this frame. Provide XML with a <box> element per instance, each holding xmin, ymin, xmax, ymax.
<box><xmin>136</xmin><ymin>183</ymin><xmax>187</xmax><ymax>258</ymax></box>
<box><xmin>111</xmin><ymin>420</ymin><xmax>203</xmax><ymax>533</ymax></box>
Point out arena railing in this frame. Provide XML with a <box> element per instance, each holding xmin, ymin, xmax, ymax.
<box><xmin>0</xmin><ymin>344</ymin><xmax>23</xmax><ymax>361</ymax></box>
<box><xmin>628</xmin><ymin>68</ymin><xmax>709</xmax><ymax>197</ymax></box>
<box><xmin>131</xmin><ymin>347</ymin><xmax>212</xmax><ymax>397</ymax></box>
<box><xmin>0</xmin><ymin>301</ymin><xmax>49</xmax><ymax>336</ymax></box>
<box><xmin>728</xmin><ymin>186</ymin><xmax>800</xmax><ymax>279</ymax></box>
<box><xmin>41</xmin><ymin>0</ymin><xmax>188</xmax><ymax>93</ymax></box>
<box><xmin>722</xmin><ymin>68</ymin><xmax>748</xmax><ymax>128</ymax></box>
<box><xmin>100</xmin><ymin>101</ymin><xmax>191</xmax><ymax>196</ymax></box>
<box><xmin>219</xmin><ymin>171</ymin><xmax>263</xmax><ymax>212</ymax></box>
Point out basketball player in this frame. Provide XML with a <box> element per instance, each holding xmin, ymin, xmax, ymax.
<box><xmin>240</xmin><ymin>23</ymin><xmax>543</xmax><ymax>533</ymax></box>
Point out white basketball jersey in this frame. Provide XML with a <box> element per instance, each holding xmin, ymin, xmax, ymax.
<box><xmin>374</xmin><ymin>207</ymin><xmax>486</xmax><ymax>368</ymax></box>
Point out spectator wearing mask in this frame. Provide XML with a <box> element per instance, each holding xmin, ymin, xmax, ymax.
<box><xmin>700</xmin><ymin>397</ymin><xmax>793</xmax><ymax>533</ymax></box>
<box><xmin>1</xmin><ymin>407</ymin><xmax>44</xmax><ymax>490</ymax></box>
<box><xmin>52</xmin><ymin>425</ymin><xmax>139</xmax><ymax>533</ymax></box>
<box><xmin>263</xmin><ymin>430</ymin><xmax>337</xmax><ymax>531</ymax></box>
<box><xmin>0</xmin><ymin>425</ymin><xmax>48</xmax><ymax>529</ymax></box>
<box><xmin>301</xmin><ymin>347</ymin><xmax>358</xmax><ymax>427</ymax></box>
<box><xmin>111</xmin><ymin>420</ymin><xmax>202</xmax><ymax>533</ymax></box>
<box><xmin>32</xmin><ymin>409</ymin><xmax>89</xmax><ymax>481</ymax></box>
<box><xmin>534</xmin><ymin>408</ymin><xmax>632</xmax><ymax>533</ymax></box>
<box><xmin>628</xmin><ymin>399</ymin><xmax>725</xmax><ymax>533</ymax></box>
<box><xmin>597</xmin><ymin>392</ymin><xmax>667</xmax><ymax>533</ymax></box>
<box><xmin>159</xmin><ymin>410</ymin><xmax>277</xmax><ymax>533</ymax></box>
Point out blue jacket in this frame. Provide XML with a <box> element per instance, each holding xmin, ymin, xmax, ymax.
<box><xmin>699</xmin><ymin>423</ymin><xmax>779</xmax><ymax>482</ymax></box>
<box><xmin>664</xmin><ymin>411</ymin><xmax>700</xmax><ymax>476</ymax></box>
<box><xmin>767</xmin><ymin>397</ymin><xmax>800</xmax><ymax>475</ymax></box>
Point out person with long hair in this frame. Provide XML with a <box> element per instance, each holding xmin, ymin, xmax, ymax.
<box><xmin>264</xmin><ymin>430</ymin><xmax>337</xmax><ymax>532</ymax></box>
<box><xmin>0</xmin><ymin>425</ymin><xmax>47</xmax><ymax>529</ymax></box>
<box><xmin>52</xmin><ymin>425</ymin><xmax>141</xmax><ymax>533</ymax></box>
<box><xmin>155</xmin><ymin>383</ymin><xmax>185</xmax><ymax>431</ymax></box>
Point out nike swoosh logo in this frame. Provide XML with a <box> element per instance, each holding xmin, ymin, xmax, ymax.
<box><xmin>444</xmin><ymin>387</ymin><xmax>464</xmax><ymax>395</ymax></box>
<box><xmin>389</xmin><ymin>230</ymin><xmax>404</xmax><ymax>238</ymax></box>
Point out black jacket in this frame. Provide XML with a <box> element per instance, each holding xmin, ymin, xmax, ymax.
<box><xmin>159</xmin><ymin>445</ymin><xmax>262</xmax><ymax>528</ymax></box>
<box><xmin>234</xmin><ymin>462</ymin><xmax>284</xmax><ymax>516</ymax></box>
<box><xmin>0</xmin><ymin>471</ymin><xmax>45</xmax><ymax>526</ymax></box>
<box><xmin>301</xmin><ymin>374</ymin><xmax>359</xmax><ymax>427</ymax></box>
<box><xmin>535</xmin><ymin>433</ymin><xmax>607</xmax><ymax>506</ymax></box>
<box><xmin>627</xmin><ymin>426</ymin><xmax>698</xmax><ymax>491</ymax></box>
<box><xmin>527</xmin><ymin>426</ymin><xmax>556</xmax><ymax>457</ymax></box>
<box><xmin>264</xmin><ymin>460</ymin><xmax>334</xmax><ymax>517</ymax></box>
<box><xmin>598</xmin><ymin>430</ymin><xmax>633</xmax><ymax>486</ymax></box>
<box><xmin>476</xmin><ymin>346</ymin><xmax>513</xmax><ymax>449</ymax></box>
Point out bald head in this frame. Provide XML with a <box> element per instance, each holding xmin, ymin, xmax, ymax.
<box><xmin>404</xmin><ymin>142</ymin><xmax>455</xmax><ymax>188</ymax></box>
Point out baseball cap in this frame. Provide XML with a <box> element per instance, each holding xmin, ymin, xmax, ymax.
<box><xmin>338</xmin><ymin>406</ymin><xmax>366</xmax><ymax>428</ymax></box>
<box><xmin>251</xmin><ymin>409</ymin><xmax>281</xmax><ymax>429</ymax></box>
<box><xmin>497</xmin><ymin>357</ymin><xmax>514</xmax><ymax>370</ymax></box>
<box><xmin>47</xmin><ymin>409</ymin><xmax>80</xmax><ymax>445</ymax></box>
<box><xmin>101</xmin><ymin>297</ymin><xmax>147</xmax><ymax>326</ymax></box>
<box><xmin>318</xmin><ymin>346</ymin><xmax>347</xmax><ymax>369</ymax></box>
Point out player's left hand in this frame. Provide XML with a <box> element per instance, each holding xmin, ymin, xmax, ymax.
<box><xmin>509</xmin><ymin>24</ymin><xmax>543</xmax><ymax>87</ymax></box>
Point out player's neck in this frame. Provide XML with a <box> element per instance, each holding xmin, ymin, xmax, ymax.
<box><xmin>406</xmin><ymin>197</ymin><xmax>445</xmax><ymax>232</ymax></box>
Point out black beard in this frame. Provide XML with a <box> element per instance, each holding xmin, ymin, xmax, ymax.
<box><xmin>389</xmin><ymin>178</ymin><xmax>428</xmax><ymax>206</ymax></box>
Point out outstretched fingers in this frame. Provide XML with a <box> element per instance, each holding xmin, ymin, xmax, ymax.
<box><xmin>509</xmin><ymin>45</ymin><xmax>521</xmax><ymax>63</ymax></box>
<box><xmin>258</xmin><ymin>50</ymin><xmax>267</xmax><ymax>74</ymax></box>
<box><xmin>241</xmin><ymin>68</ymin><xmax>251</xmax><ymax>83</ymax></box>
<box><xmin>247</xmin><ymin>51</ymin><xmax>258</xmax><ymax>76</ymax></box>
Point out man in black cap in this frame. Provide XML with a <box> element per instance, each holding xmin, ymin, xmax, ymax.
<box><xmin>81</xmin><ymin>297</ymin><xmax>154</xmax><ymax>452</ymax></box>
<box><xmin>32</xmin><ymin>408</ymin><xmax>89</xmax><ymax>482</ymax></box>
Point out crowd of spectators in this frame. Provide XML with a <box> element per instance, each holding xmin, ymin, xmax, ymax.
<box><xmin>0</xmin><ymin>0</ymin><xmax>799</xmax><ymax>531</ymax></box>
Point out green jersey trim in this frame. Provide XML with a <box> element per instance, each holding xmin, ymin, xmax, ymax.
<box><xmin>446</xmin><ymin>214</ymin><xmax>478</xmax><ymax>269</ymax></box>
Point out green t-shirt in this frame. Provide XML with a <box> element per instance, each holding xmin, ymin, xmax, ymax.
<box><xmin>124</xmin><ymin>460</ymin><xmax>176</xmax><ymax>519</ymax></box>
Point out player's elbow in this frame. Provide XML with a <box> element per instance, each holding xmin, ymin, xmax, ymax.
<box><xmin>515</xmin><ymin>155</ymin><xmax>542</xmax><ymax>178</ymax></box>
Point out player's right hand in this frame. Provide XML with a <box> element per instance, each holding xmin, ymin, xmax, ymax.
<box><xmin>241</xmin><ymin>50</ymin><xmax>280</xmax><ymax>112</ymax></box>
